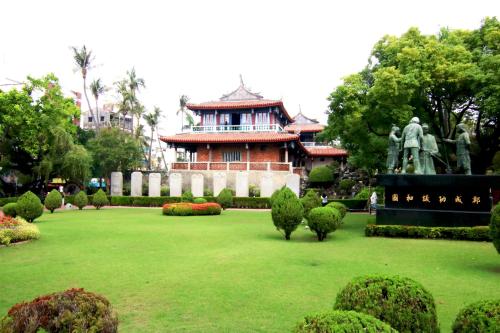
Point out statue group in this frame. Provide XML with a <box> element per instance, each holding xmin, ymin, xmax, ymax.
<box><xmin>386</xmin><ymin>117</ymin><xmax>471</xmax><ymax>175</ymax></box>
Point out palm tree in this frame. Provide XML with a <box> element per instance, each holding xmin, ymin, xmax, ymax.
<box><xmin>72</xmin><ymin>45</ymin><xmax>98</xmax><ymax>130</ymax></box>
<box><xmin>90</xmin><ymin>78</ymin><xmax>105</xmax><ymax>130</ymax></box>
<box><xmin>144</xmin><ymin>107</ymin><xmax>161</xmax><ymax>170</ymax></box>
<box><xmin>126</xmin><ymin>68</ymin><xmax>145</xmax><ymax>136</ymax></box>
<box><xmin>176</xmin><ymin>95</ymin><xmax>192</xmax><ymax>132</ymax></box>
<box><xmin>115</xmin><ymin>79</ymin><xmax>135</xmax><ymax>132</ymax></box>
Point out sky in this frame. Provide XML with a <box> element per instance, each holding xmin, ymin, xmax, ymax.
<box><xmin>1</xmin><ymin>0</ymin><xmax>499</xmax><ymax>137</ymax></box>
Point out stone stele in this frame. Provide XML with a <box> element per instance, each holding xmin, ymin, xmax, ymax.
<box><xmin>260</xmin><ymin>172</ymin><xmax>274</xmax><ymax>197</ymax></box>
<box><xmin>191</xmin><ymin>174</ymin><xmax>204</xmax><ymax>197</ymax></box>
<box><xmin>236</xmin><ymin>172</ymin><xmax>249</xmax><ymax>197</ymax></box>
<box><xmin>110</xmin><ymin>172</ymin><xmax>123</xmax><ymax>196</ymax></box>
<box><xmin>148</xmin><ymin>173</ymin><xmax>161</xmax><ymax>197</ymax></box>
<box><xmin>169</xmin><ymin>173</ymin><xmax>182</xmax><ymax>197</ymax></box>
<box><xmin>213</xmin><ymin>172</ymin><xmax>227</xmax><ymax>196</ymax></box>
<box><xmin>286</xmin><ymin>173</ymin><xmax>300</xmax><ymax>197</ymax></box>
<box><xmin>130</xmin><ymin>171</ymin><xmax>143</xmax><ymax>197</ymax></box>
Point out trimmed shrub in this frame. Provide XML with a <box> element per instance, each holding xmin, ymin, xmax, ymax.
<box><xmin>326</xmin><ymin>201</ymin><xmax>347</xmax><ymax>220</ymax></box>
<box><xmin>335</xmin><ymin>275</ymin><xmax>439</xmax><ymax>333</ymax></box>
<box><xmin>92</xmin><ymin>189</ymin><xmax>109</xmax><ymax>210</ymax></box>
<box><xmin>490</xmin><ymin>204</ymin><xmax>500</xmax><ymax>253</ymax></box>
<box><xmin>44</xmin><ymin>189</ymin><xmax>62</xmax><ymax>213</ymax></box>
<box><xmin>355</xmin><ymin>186</ymin><xmax>384</xmax><ymax>203</ymax></box>
<box><xmin>271</xmin><ymin>187</ymin><xmax>304</xmax><ymax>240</ymax></box>
<box><xmin>162</xmin><ymin>202</ymin><xmax>222</xmax><ymax>216</ymax></box>
<box><xmin>249</xmin><ymin>184</ymin><xmax>260</xmax><ymax>197</ymax></box>
<box><xmin>181</xmin><ymin>190</ymin><xmax>194</xmax><ymax>203</ymax></box>
<box><xmin>365</xmin><ymin>224</ymin><xmax>491</xmax><ymax>241</ymax></box>
<box><xmin>308</xmin><ymin>166</ymin><xmax>334</xmax><ymax>185</ymax></box>
<box><xmin>0</xmin><ymin>288</ymin><xmax>118</xmax><ymax>333</ymax></box>
<box><xmin>339</xmin><ymin>179</ymin><xmax>356</xmax><ymax>194</ymax></box>
<box><xmin>15</xmin><ymin>191</ymin><xmax>43</xmax><ymax>222</ymax></box>
<box><xmin>307</xmin><ymin>206</ymin><xmax>342</xmax><ymax>241</ymax></box>
<box><xmin>160</xmin><ymin>186</ymin><xmax>170</xmax><ymax>196</ymax></box>
<box><xmin>217</xmin><ymin>188</ymin><xmax>233</xmax><ymax>209</ymax></box>
<box><xmin>2</xmin><ymin>203</ymin><xmax>17</xmax><ymax>217</ymax></box>
<box><xmin>294</xmin><ymin>310</ymin><xmax>397</xmax><ymax>333</ymax></box>
<box><xmin>0</xmin><ymin>217</ymin><xmax>40</xmax><ymax>246</ymax></box>
<box><xmin>232</xmin><ymin>197</ymin><xmax>271</xmax><ymax>209</ymax></box>
<box><xmin>74</xmin><ymin>191</ymin><xmax>89</xmax><ymax>210</ymax></box>
<box><xmin>301</xmin><ymin>189</ymin><xmax>322</xmax><ymax>218</ymax></box>
<box><xmin>452</xmin><ymin>299</ymin><xmax>500</xmax><ymax>332</ymax></box>
<box><xmin>0</xmin><ymin>197</ymin><xmax>17</xmax><ymax>207</ymax></box>
<box><xmin>328</xmin><ymin>199</ymin><xmax>368</xmax><ymax>210</ymax></box>
<box><xmin>194</xmin><ymin>197</ymin><xmax>207</xmax><ymax>204</ymax></box>
<box><xmin>270</xmin><ymin>187</ymin><xmax>284</xmax><ymax>206</ymax></box>
<box><xmin>204</xmin><ymin>188</ymin><xmax>213</xmax><ymax>196</ymax></box>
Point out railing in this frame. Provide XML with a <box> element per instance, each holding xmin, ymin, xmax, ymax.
<box><xmin>301</xmin><ymin>142</ymin><xmax>333</xmax><ymax>147</ymax></box>
<box><xmin>170</xmin><ymin>161</ymin><xmax>293</xmax><ymax>172</ymax></box>
<box><xmin>189</xmin><ymin>124</ymin><xmax>284</xmax><ymax>133</ymax></box>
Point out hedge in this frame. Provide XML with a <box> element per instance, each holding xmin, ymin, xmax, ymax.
<box><xmin>365</xmin><ymin>224</ymin><xmax>492</xmax><ymax>241</ymax></box>
<box><xmin>0</xmin><ymin>197</ymin><xmax>17</xmax><ymax>207</ymax></box>
<box><xmin>162</xmin><ymin>202</ymin><xmax>222</xmax><ymax>216</ymax></box>
<box><xmin>328</xmin><ymin>199</ymin><xmax>367</xmax><ymax>210</ymax></box>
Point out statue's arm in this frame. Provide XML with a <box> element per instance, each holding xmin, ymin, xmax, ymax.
<box><xmin>430</xmin><ymin>136</ymin><xmax>440</xmax><ymax>155</ymax></box>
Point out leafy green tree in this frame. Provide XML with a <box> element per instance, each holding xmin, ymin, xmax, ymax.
<box><xmin>89</xmin><ymin>78</ymin><xmax>105</xmax><ymax>131</ymax></box>
<box><xmin>143</xmin><ymin>107</ymin><xmax>161</xmax><ymax>170</ymax></box>
<box><xmin>61</xmin><ymin>145</ymin><xmax>92</xmax><ymax>185</ymax></box>
<box><xmin>176</xmin><ymin>95</ymin><xmax>194</xmax><ymax>131</ymax></box>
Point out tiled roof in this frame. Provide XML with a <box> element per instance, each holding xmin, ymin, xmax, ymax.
<box><xmin>187</xmin><ymin>100</ymin><xmax>293</xmax><ymax>122</ymax></box>
<box><xmin>305</xmin><ymin>147</ymin><xmax>348</xmax><ymax>157</ymax></box>
<box><xmin>284</xmin><ymin>123</ymin><xmax>325</xmax><ymax>133</ymax></box>
<box><xmin>160</xmin><ymin>132</ymin><xmax>300</xmax><ymax>144</ymax></box>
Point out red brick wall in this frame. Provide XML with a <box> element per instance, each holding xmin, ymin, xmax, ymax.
<box><xmin>195</xmin><ymin>143</ymin><xmax>283</xmax><ymax>162</ymax></box>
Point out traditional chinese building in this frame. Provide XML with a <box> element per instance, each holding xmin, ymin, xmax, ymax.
<box><xmin>160</xmin><ymin>79</ymin><xmax>347</xmax><ymax>189</ymax></box>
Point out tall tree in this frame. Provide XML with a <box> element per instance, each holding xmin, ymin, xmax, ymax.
<box><xmin>72</xmin><ymin>45</ymin><xmax>99</xmax><ymax>130</ymax></box>
<box><xmin>144</xmin><ymin>107</ymin><xmax>161</xmax><ymax>169</ymax></box>
<box><xmin>115</xmin><ymin>79</ymin><xmax>135</xmax><ymax>132</ymax></box>
<box><xmin>126</xmin><ymin>68</ymin><xmax>145</xmax><ymax>136</ymax></box>
<box><xmin>176</xmin><ymin>95</ymin><xmax>193</xmax><ymax>131</ymax></box>
<box><xmin>90</xmin><ymin>78</ymin><xmax>105</xmax><ymax>130</ymax></box>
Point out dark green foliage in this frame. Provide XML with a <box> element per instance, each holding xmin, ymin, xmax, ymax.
<box><xmin>2</xmin><ymin>203</ymin><xmax>17</xmax><ymax>217</ymax></box>
<box><xmin>181</xmin><ymin>190</ymin><xmax>194</xmax><ymax>203</ymax></box>
<box><xmin>365</xmin><ymin>224</ymin><xmax>491</xmax><ymax>241</ymax></box>
<box><xmin>160</xmin><ymin>186</ymin><xmax>169</xmax><ymax>196</ymax></box>
<box><xmin>232</xmin><ymin>197</ymin><xmax>271</xmax><ymax>209</ymax></box>
<box><xmin>271</xmin><ymin>187</ymin><xmax>304</xmax><ymax>240</ymax></box>
<box><xmin>0</xmin><ymin>288</ymin><xmax>118</xmax><ymax>333</ymax></box>
<box><xmin>73</xmin><ymin>191</ymin><xmax>88</xmax><ymax>210</ymax></box>
<box><xmin>249</xmin><ymin>184</ymin><xmax>260</xmax><ymax>197</ymax></box>
<box><xmin>339</xmin><ymin>179</ymin><xmax>356</xmax><ymax>193</ymax></box>
<box><xmin>335</xmin><ymin>275</ymin><xmax>439</xmax><ymax>333</ymax></box>
<box><xmin>92</xmin><ymin>189</ymin><xmax>109</xmax><ymax>210</ymax></box>
<box><xmin>354</xmin><ymin>186</ymin><xmax>384</xmax><ymax>202</ymax></box>
<box><xmin>217</xmin><ymin>188</ymin><xmax>233</xmax><ymax>209</ymax></box>
<box><xmin>15</xmin><ymin>191</ymin><xmax>43</xmax><ymax>222</ymax></box>
<box><xmin>308</xmin><ymin>166</ymin><xmax>334</xmax><ymax>184</ymax></box>
<box><xmin>329</xmin><ymin>199</ymin><xmax>367</xmax><ymax>210</ymax></box>
<box><xmin>452</xmin><ymin>299</ymin><xmax>500</xmax><ymax>332</ymax></box>
<box><xmin>0</xmin><ymin>197</ymin><xmax>17</xmax><ymax>207</ymax></box>
<box><xmin>269</xmin><ymin>188</ymin><xmax>282</xmax><ymax>205</ymax></box>
<box><xmin>194</xmin><ymin>197</ymin><xmax>207</xmax><ymax>204</ymax></box>
<box><xmin>301</xmin><ymin>190</ymin><xmax>322</xmax><ymax>217</ymax></box>
<box><xmin>162</xmin><ymin>203</ymin><xmax>222</xmax><ymax>216</ymax></box>
<box><xmin>307</xmin><ymin>207</ymin><xmax>342</xmax><ymax>241</ymax></box>
<box><xmin>203</xmin><ymin>188</ymin><xmax>213</xmax><ymax>196</ymax></box>
<box><xmin>294</xmin><ymin>310</ymin><xmax>397</xmax><ymax>333</ymax></box>
<box><xmin>490</xmin><ymin>204</ymin><xmax>500</xmax><ymax>253</ymax></box>
<box><xmin>44</xmin><ymin>189</ymin><xmax>62</xmax><ymax>213</ymax></box>
<box><xmin>326</xmin><ymin>202</ymin><xmax>347</xmax><ymax>220</ymax></box>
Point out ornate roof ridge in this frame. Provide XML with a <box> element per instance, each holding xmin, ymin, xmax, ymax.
<box><xmin>220</xmin><ymin>75</ymin><xmax>264</xmax><ymax>101</ymax></box>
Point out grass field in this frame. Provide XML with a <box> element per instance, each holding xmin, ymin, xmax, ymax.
<box><xmin>0</xmin><ymin>208</ymin><xmax>498</xmax><ymax>332</ymax></box>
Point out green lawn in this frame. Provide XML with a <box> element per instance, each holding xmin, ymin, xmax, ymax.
<box><xmin>0</xmin><ymin>209</ymin><xmax>498</xmax><ymax>332</ymax></box>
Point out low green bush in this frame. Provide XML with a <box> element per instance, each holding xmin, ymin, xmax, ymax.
<box><xmin>365</xmin><ymin>224</ymin><xmax>491</xmax><ymax>241</ymax></box>
<box><xmin>326</xmin><ymin>201</ymin><xmax>347</xmax><ymax>220</ymax></box>
<box><xmin>92</xmin><ymin>189</ymin><xmax>109</xmax><ymax>209</ymax></box>
<box><xmin>451</xmin><ymin>299</ymin><xmax>500</xmax><ymax>332</ymax></box>
<box><xmin>355</xmin><ymin>186</ymin><xmax>384</xmax><ymax>203</ymax></box>
<box><xmin>307</xmin><ymin>206</ymin><xmax>342</xmax><ymax>241</ymax></box>
<box><xmin>217</xmin><ymin>188</ymin><xmax>233</xmax><ymax>209</ymax></box>
<box><xmin>194</xmin><ymin>197</ymin><xmax>207</xmax><ymax>204</ymax></box>
<box><xmin>74</xmin><ymin>191</ymin><xmax>89</xmax><ymax>210</ymax></box>
<box><xmin>334</xmin><ymin>275</ymin><xmax>439</xmax><ymax>333</ymax></box>
<box><xmin>0</xmin><ymin>288</ymin><xmax>118</xmax><ymax>333</ymax></box>
<box><xmin>160</xmin><ymin>186</ymin><xmax>170</xmax><ymax>196</ymax></box>
<box><xmin>308</xmin><ymin>166</ymin><xmax>334</xmax><ymax>185</ymax></box>
<box><xmin>294</xmin><ymin>310</ymin><xmax>397</xmax><ymax>333</ymax></box>
<box><xmin>232</xmin><ymin>197</ymin><xmax>270</xmax><ymax>209</ymax></box>
<box><xmin>44</xmin><ymin>189</ymin><xmax>62</xmax><ymax>213</ymax></box>
<box><xmin>0</xmin><ymin>197</ymin><xmax>17</xmax><ymax>207</ymax></box>
<box><xmin>181</xmin><ymin>190</ymin><xmax>194</xmax><ymax>203</ymax></box>
<box><xmin>301</xmin><ymin>189</ymin><xmax>322</xmax><ymax>218</ymax></box>
<box><xmin>203</xmin><ymin>188</ymin><xmax>213</xmax><ymax>196</ymax></box>
<box><xmin>490</xmin><ymin>204</ymin><xmax>500</xmax><ymax>254</ymax></box>
<box><xmin>2</xmin><ymin>203</ymin><xmax>17</xmax><ymax>217</ymax></box>
<box><xmin>15</xmin><ymin>191</ymin><xmax>43</xmax><ymax>222</ymax></box>
<box><xmin>249</xmin><ymin>184</ymin><xmax>260</xmax><ymax>197</ymax></box>
<box><xmin>328</xmin><ymin>199</ymin><xmax>368</xmax><ymax>210</ymax></box>
<box><xmin>0</xmin><ymin>217</ymin><xmax>40</xmax><ymax>246</ymax></box>
<box><xmin>339</xmin><ymin>179</ymin><xmax>356</xmax><ymax>193</ymax></box>
<box><xmin>162</xmin><ymin>202</ymin><xmax>222</xmax><ymax>216</ymax></box>
<box><xmin>271</xmin><ymin>187</ymin><xmax>304</xmax><ymax>240</ymax></box>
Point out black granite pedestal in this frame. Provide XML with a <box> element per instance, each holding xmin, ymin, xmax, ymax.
<box><xmin>376</xmin><ymin>175</ymin><xmax>500</xmax><ymax>227</ymax></box>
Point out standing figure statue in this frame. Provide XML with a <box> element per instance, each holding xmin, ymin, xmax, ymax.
<box><xmin>444</xmin><ymin>123</ymin><xmax>471</xmax><ymax>175</ymax></box>
<box><xmin>401</xmin><ymin>117</ymin><xmax>424</xmax><ymax>174</ymax></box>
<box><xmin>386</xmin><ymin>125</ymin><xmax>401</xmax><ymax>174</ymax></box>
<box><xmin>420</xmin><ymin>123</ymin><xmax>439</xmax><ymax>175</ymax></box>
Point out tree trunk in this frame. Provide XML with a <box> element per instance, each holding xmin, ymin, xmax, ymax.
<box><xmin>156</xmin><ymin>131</ymin><xmax>169</xmax><ymax>171</ymax></box>
<box><xmin>285</xmin><ymin>231</ymin><xmax>291</xmax><ymax>240</ymax></box>
<box><xmin>95</xmin><ymin>98</ymin><xmax>100</xmax><ymax>133</ymax></box>
<box><xmin>148</xmin><ymin>128</ymin><xmax>154</xmax><ymax>170</ymax></box>
<box><xmin>82</xmin><ymin>74</ymin><xmax>98</xmax><ymax>131</ymax></box>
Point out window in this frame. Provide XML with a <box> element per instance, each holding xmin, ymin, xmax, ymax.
<box><xmin>100</xmin><ymin>116</ymin><xmax>105</xmax><ymax>122</ymax></box>
<box><xmin>223</xmin><ymin>151</ymin><xmax>242</xmax><ymax>162</ymax></box>
<box><xmin>203</xmin><ymin>113</ymin><xmax>216</xmax><ymax>125</ymax></box>
<box><xmin>220</xmin><ymin>113</ymin><xmax>230</xmax><ymax>125</ymax></box>
<box><xmin>255</xmin><ymin>112</ymin><xmax>269</xmax><ymax>124</ymax></box>
<box><xmin>241</xmin><ymin>113</ymin><xmax>252</xmax><ymax>125</ymax></box>
<box><xmin>88</xmin><ymin>116</ymin><xmax>93</xmax><ymax>122</ymax></box>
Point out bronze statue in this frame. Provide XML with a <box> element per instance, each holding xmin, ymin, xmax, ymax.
<box><xmin>386</xmin><ymin>125</ymin><xmax>401</xmax><ymax>174</ymax></box>
<box><xmin>445</xmin><ymin>123</ymin><xmax>471</xmax><ymax>175</ymax></box>
<box><xmin>401</xmin><ymin>117</ymin><xmax>424</xmax><ymax>174</ymax></box>
<box><xmin>420</xmin><ymin>123</ymin><xmax>439</xmax><ymax>175</ymax></box>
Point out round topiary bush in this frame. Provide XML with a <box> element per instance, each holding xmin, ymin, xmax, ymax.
<box><xmin>193</xmin><ymin>197</ymin><xmax>207</xmax><ymax>204</ymax></box>
<box><xmin>0</xmin><ymin>288</ymin><xmax>118</xmax><ymax>333</ymax></box>
<box><xmin>15</xmin><ymin>191</ymin><xmax>43</xmax><ymax>222</ymax></box>
<box><xmin>490</xmin><ymin>204</ymin><xmax>500</xmax><ymax>254</ymax></box>
<box><xmin>294</xmin><ymin>310</ymin><xmax>397</xmax><ymax>333</ymax></box>
<box><xmin>308</xmin><ymin>166</ymin><xmax>334</xmax><ymax>185</ymax></box>
<box><xmin>271</xmin><ymin>187</ymin><xmax>304</xmax><ymax>240</ymax></box>
<box><xmin>327</xmin><ymin>201</ymin><xmax>348</xmax><ymax>220</ymax></box>
<box><xmin>74</xmin><ymin>191</ymin><xmax>88</xmax><ymax>210</ymax></box>
<box><xmin>307</xmin><ymin>206</ymin><xmax>342</xmax><ymax>241</ymax></box>
<box><xmin>216</xmin><ymin>188</ymin><xmax>233</xmax><ymax>209</ymax></box>
<box><xmin>334</xmin><ymin>275</ymin><xmax>439</xmax><ymax>333</ymax></box>
<box><xmin>301</xmin><ymin>189</ymin><xmax>322</xmax><ymax>218</ymax></box>
<box><xmin>451</xmin><ymin>299</ymin><xmax>500</xmax><ymax>332</ymax></box>
<box><xmin>44</xmin><ymin>189</ymin><xmax>62</xmax><ymax>213</ymax></box>
<box><xmin>92</xmin><ymin>189</ymin><xmax>109</xmax><ymax>210</ymax></box>
<box><xmin>2</xmin><ymin>203</ymin><xmax>17</xmax><ymax>217</ymax></box>
<box><xmin>181</xmin><ymin>190</ymin><xmax>194</xmax><ymax>203</ymax></box>
<box><xmin>269</xmin><ymin>187</ymin><xmax>284</xmax><ymax>206</ymax></box>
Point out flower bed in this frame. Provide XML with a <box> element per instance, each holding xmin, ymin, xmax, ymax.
<box><xmin>162</xmin><ymin>202</ymin><xmax>222</xmax><ymax>216</ymax></box>
<box><xmin>0</xmin><ymin>216</ymin><xmax>40</xmax><ymax>246</ymax></box>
